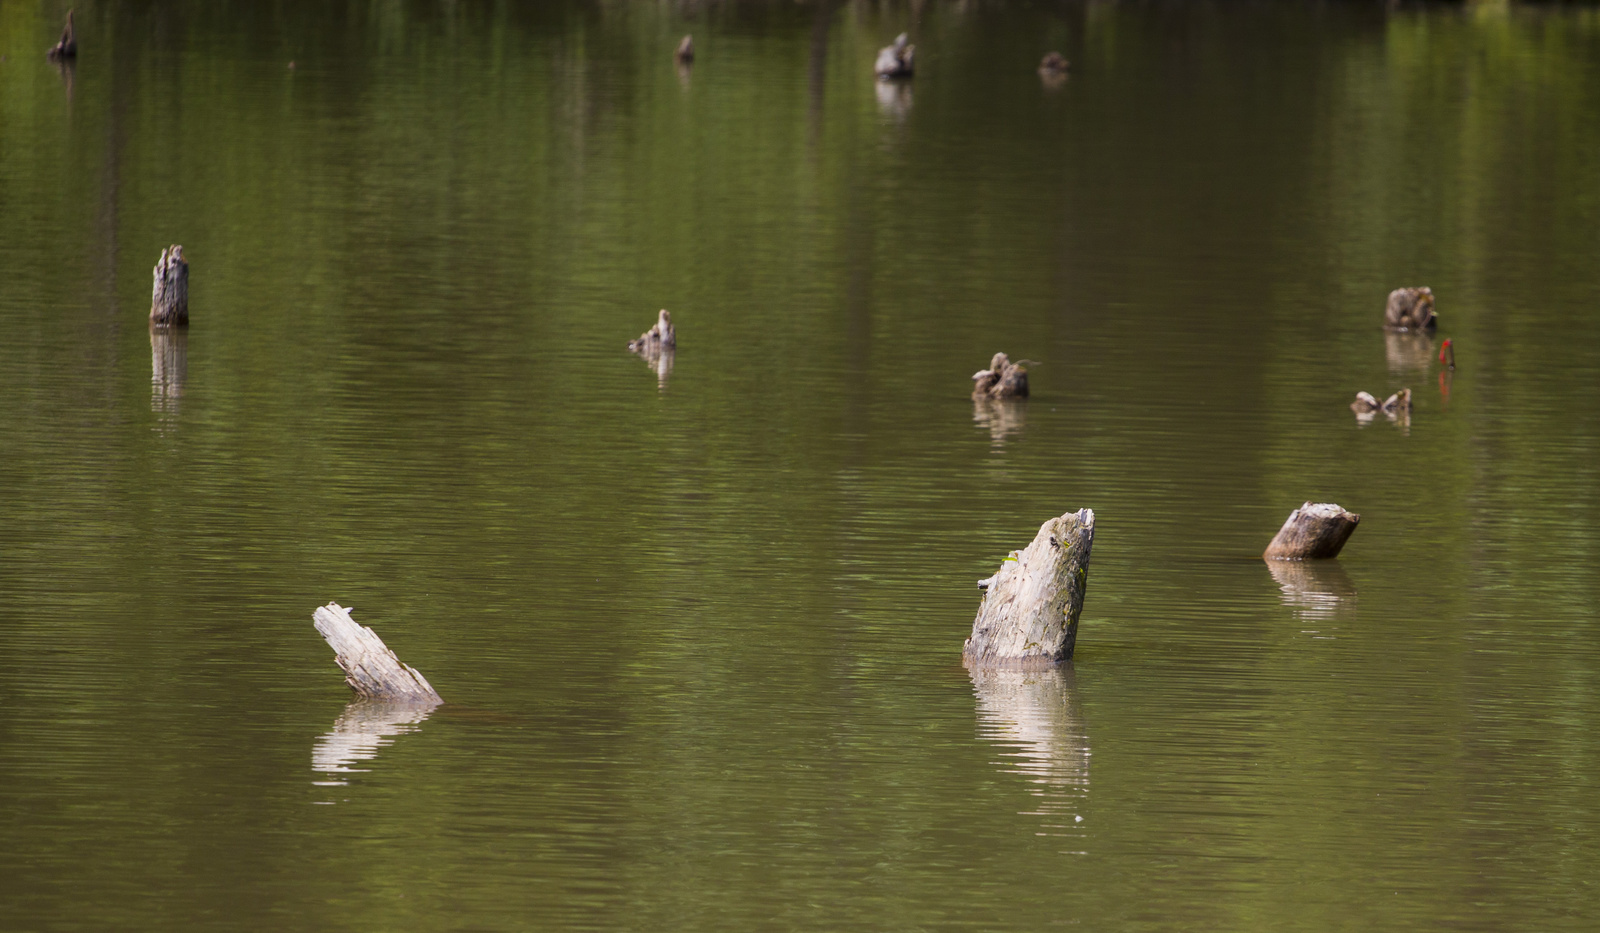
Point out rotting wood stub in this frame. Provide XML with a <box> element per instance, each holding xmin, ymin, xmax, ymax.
<box><xmin>1263</xmin><ymin>502</ymin><xmax>1359</xmax><ymax>561</ymax></box>
<box><xmin>963</xmin><ymin>508</ymin><xmax>1095</xmax><ymax>670</ymax></box>
<box><xmin>312</xmin><ymin>602</ymin><xmax>441</xmax><ymax>703</ymax></box>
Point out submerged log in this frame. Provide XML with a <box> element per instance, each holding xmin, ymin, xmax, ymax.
<box><xmin>964</xmin><ymin>508</ymin><xmax>1095</xmax><ymax>669</ymax></box>
<box><xmin>875</xmin><ymin>33</ymin><xmax>914</xmax><ymax>78</ymax></box>
<box><xmin>149</xmin><ymin>245</ymin><xmax>188</xmax><ymax>327</ymax></box>
<box><xmin>1350</xmin><ymin>387</ymin><xmax>1410</xmax><ymax>416</ymax></box>
<box><xmin>1263</xmin><ymin>502</ymin><xmax>1359</xmax><ymax>561</ymax></box>
<box><xmin>313</xmin><ymin>603</ymin><xmax>442</xmax><ymax>702</ymax></box>
<box><xmin>1384</xmin><ymin>287</ymin><xmax>1436</xmax><ymax>332</ymax></box>
<box><xmin>972</xmin><ymin>351</ymin><xmax>1032</xmax><ymax>399</ymax></box>
<box><xmin>675</xmin><ymin>35</ymin><xmax>694</xmax><ymax>63</ymax></box>
<box><xmin>47</xmin><ymin>10</ymin><xmax>76</xmax><ymax>60</ymax></box>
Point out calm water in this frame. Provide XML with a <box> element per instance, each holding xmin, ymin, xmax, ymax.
<box><xmin>3</xmin><ymin>1</ymin><xmax>1600</xmax><ymax>929</ymax></box>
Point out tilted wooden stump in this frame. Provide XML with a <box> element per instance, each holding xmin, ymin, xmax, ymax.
<box><xmin>313</xmin><ymin>603</ymin><xmax>442</xmax><ymax>702</ymax></box>
<box><xmin>150</xmin><ymin>245</ymin><xmax>188</xmax><ymax>327</ymax></box>
<box><xmin>1263</xmin><ymin>502</ymin><xmax>1359</xmax><ymax>560</ymax></box>
<box><xmin>963</xmin><ymin>509</ymin><xmax>1095</xmax><ymax>669</ymax></box>
<box><xmin>1384</xmin><ymin>287</ymin><xmax>1436</xmax><ymax>331</ymax></box>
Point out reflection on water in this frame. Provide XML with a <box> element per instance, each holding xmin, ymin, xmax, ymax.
<box><xmin>1266</xmin><ymin>560</ymin><xmax>1357</xmax><ymax>624</ymax></box>
<box><xmin>973</xmin><ymin>397</ymin><xmax>1026</xmax><ymax>445</ymax></box>
<box><xmin>970</xmin><ymin>666</ymin><xmax>1089</xmax><ymax>841</ymax></box>
<box><xmin>875</xmin><ymin>79</ymin><xmax>912</xmax><ymax>119</ymax></box>
<box><xmin>636</xmin><ymin>345</ymin><xmax>674</xmax><ymax>390</ymax></box>
<box><xmin>1385</xmin><ymin>333</ymin><xmax>1436</xmax><ymax>374</ymax></box>
<box><xmin>311</xmin><ymin>699</ymin><xmax>440</xmax><ymax>788</ymax></box>
<box><xmin>149</xmin><ymin>327</ymin><xmax>186</xmax><ymax>419</ymax></box>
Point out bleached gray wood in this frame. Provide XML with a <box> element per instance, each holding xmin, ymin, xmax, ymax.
<box><xmin>1263</xmin><ymin>502</ymin><xmax>1359</xmax><ymax>561</ymax></box>
<box><xmin>964</xmin><ymin>509</ymin><xmax>1095</xmax><ymax>669</ymax></box>
<box><xmin>312</xmin><ymin>603</ymin><xmax>441</xmax><ymax>702</ymax></box>
<box><xmin>149</xmin><ymin>245</ymin><xmax>188</xmax><ymax>327</ymax></box>
<box><xmin>675</xmin><ymin>35</ymin><xmax>694</xmax><ymax>63</ymax></box>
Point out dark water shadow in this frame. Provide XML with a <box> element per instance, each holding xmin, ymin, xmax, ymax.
<box><xmin>311</xmin><ymin>698</ymin><xmax>441</xmax><ymax>787</ymax></box>
<box><xmin>1265</xmin><ymin>559</ymin><xmax>1357</xmax><ymax>622</ymax></box>
<box><xmin>973</xmin><ymin>397</ymin><xmax>1026</xmax><ymax>445</ymax></box>
<box><xmin>969</xmin><ymin>665</ymin><xmax>1089</xmax><ymax>839</ymax></box>
<box><xmin>150</xmin><ymin>326</ymin><xmax>186</xmax><ymax>419</ymax></box>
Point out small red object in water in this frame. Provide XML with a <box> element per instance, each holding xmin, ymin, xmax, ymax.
<box><xmin>1439</xmin><ymin>339</ymin><xmax>1455</xmax><ymax>370</ymax></box>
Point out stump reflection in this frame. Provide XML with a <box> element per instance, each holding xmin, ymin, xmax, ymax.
<box><xmin>1385</xmin><ymin>332</ymin><xmax>1435</xmax><ymax>373</ymax></box>
<box><xmin>1266</xmin><ymin>559</ymin><xmax>1357</xmax><ymax>622</ymax></box>
<box><xmin>875</xmin><ymin>79</ymin><xmax>912</xmax><ymax>119</ymax></box>
<box><xmin>973</xmin><ymin>397</ymin><xmax>1026</xmax><ymax>445</ymax></box>
<box><xmin>150</xmin><ymin>326</ymin><xmax>187</xmax><ymax>416</ymax></box>
<box><xmin>970</xmin><ymin>665</ymin><xmax>1089</xmax><ymax>837</ymax></box>
<box><xmin>634</xmin><ymin>345</ymin><xmax>674</xmax><ymax>389</ymax></box>
<box><xmin>311</xmin><ymin>699</ymin><xmax>440</xmax><ymax>787</ymax></box>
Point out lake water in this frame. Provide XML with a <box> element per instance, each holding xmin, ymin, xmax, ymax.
<box><xmin>3</xmin><ymin>1</ymin><xmax>1600</xmax><ymax>929</ymax></box>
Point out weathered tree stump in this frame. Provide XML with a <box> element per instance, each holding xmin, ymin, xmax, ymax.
<box><xmin>628</xmin><ymin>308</ymin><xmax>675</xmax><ymax>358</ymax></box>
<box><xmin>675</xmin><ymin>35</ymin><xmax>694</xmax><ymax>63</ymax></box>
<box><xmin>972</xmin><ymin>352</ymin><xmax>1031</xmax><ymax>399</ymax></box>
<box><xmin>1263</xmin><ymin>502</ymin><xmax>1359</xmax><ymax>561</ymax></box>
<box><xmin>964</xmin><ymin>509</ymin><xmax>1095</xmax><ymax>669</ymax></box>
<box><xmin>875</xmin><ymin>33</ymin><xmax>914</xmax><ymax>78</ymax></box>
<box><xmin>1350</xmin><ymin>387</ymin><xmax>1410</xmax><ymax>416</ymax></box>
<box><xmin>149</xmin><ymin>245</ymin><xmax>188</xmax><ymax>327</ymax></box>
<box><xmin>1384</xmin><ymin>287</ymin><xmax>1436</xmax><ymax>331</ymax></box>
<box><xmin>46</xmin><ymin>10</ymin><xmax>76</xmax><ymax>60</ymax></box>
<box><xmin>1039</xmin><ymin>51</ymin><xmax>1070</xmax><ymax>75</ymax></box>
<box><xmin>313</xmin><ymin>603</ymin><xmax>442</xmax><ymax>702</ymax></box>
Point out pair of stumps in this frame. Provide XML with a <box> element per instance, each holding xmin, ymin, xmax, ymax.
<box><xmin>961</xmin><ymin>501</ymin><xmax>1355</xmax><ymax>669</ymax></box>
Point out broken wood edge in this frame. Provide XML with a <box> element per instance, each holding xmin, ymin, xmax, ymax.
<box><xmin>312</xmin><ymin>602</ymin><xmax>441</xmax><ymax>703</ymax></box>
<box><xmin>1263</xmin><ymin>502</ymin><xmax>1359</xmax><ymax>561</ymax></box>
<box><xmin>149</xmin><ymin>245</ymin><xmax>189</xmax><ymax>327</ymax></box>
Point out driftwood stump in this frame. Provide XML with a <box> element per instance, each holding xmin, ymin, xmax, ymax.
<box><xmin>1039</xmin><ymin>52</ymin><xmax>1069</xmax><ymax>75</ymax></box>
<box><xmin>875</xmin><ymin>33</ymin><xmax>914</xmax><ymax>78</ymax></box>
<box><xmin>964</xmin><ymin>509</ymin><xmax>1095</xmax><ymax>669</ymax></box>
<box><xmin>1263</xmin><ymin>502</ymin><xmax>1359</xmax><ymax>561</ymax></box>
<box><xmin>47</xmin><ymin>10</ymin><xmax>76</xmax><ymax>60</ymax></box>
<box><xmin>628</xmin><ymin>309</ymin><xmax>675</xmax><ymax>355</ymax></box>
<box><xmin>150</xmin><ymin>245</ymin><xmax>188</xmax><ymax>327</ymax></box>
<box><xmin>675</xmin><ymin>35</ymin><xmax>694</xmax><ymax>63</ymax></box>
<box><xmin>313</xmin><ymin>603</ymin><xmax>441</xmax><ymax>702</ymax></box>
<box><xmin>972</xmin><ymin>352</ymin><xmax>1031</xmax><ymax>399</ymax></box>
<box><xmin>1384</xmin><ymin>287</ymin><xmax>1436</xmax><ymax>331</ymax></box>
<box><xmin>1350</xmin><ymin>388</ymin><xmax>1410</xmax><ymax>417</ymax></box>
